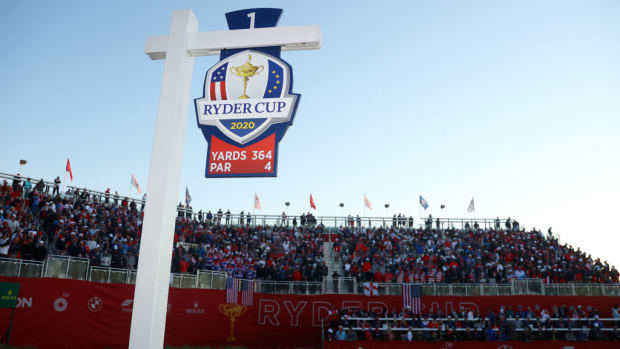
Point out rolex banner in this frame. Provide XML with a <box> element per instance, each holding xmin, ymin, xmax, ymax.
<box><xmin>1</xmin><ymin>277</ymin><xmax>619</xmax><ymax>348</ymax></box>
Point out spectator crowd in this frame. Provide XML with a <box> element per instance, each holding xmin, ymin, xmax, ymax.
<box><xmin>334</xmin><ymin>223</ymin><xmax>619</xmax><ymax>284</ymax></box>
<box><xmin>1</xmin><ymin>173</ymin><xmax>619</xmax><ymax>286</ymax></box>
<box><xmin>1</xmin><ymin>175</ymin><xmax>327</xmax><ymax>282</ymax></box>
<box><xmin>325</xmin><ymin>304</ymin><xmax>620</xmax><ymax>342</ymax></box>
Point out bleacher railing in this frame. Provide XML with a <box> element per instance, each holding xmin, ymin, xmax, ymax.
<box><xmin>2</xmin><ymin>170</ymin><xmax>509</xmax><ymax>231</ymax></box>
<box><xmin>338</xmin><ymin>316</ymin><xmax>619</xmax><ymax>334</ymax></box>
<box><xmin>0</xmin><ymin>258</ymin><xmax>44</xmax><ymax>278</ymax></box>
<box><xmin>3</xmin><ymin>257</ymin><xmax>620</xmax><ymax>297</ymax></box>
<box><xmin>44</xmin><ymin>255</ymin><xmax>89</xmax><ymax>280</ymax></box>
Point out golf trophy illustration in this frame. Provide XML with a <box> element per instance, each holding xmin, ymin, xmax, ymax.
<box><xmin>218</xmin><ymin>303</ymin><xmax>247</xmax><ymax>342</ymax></box>
<box><xmin>231</xmin><ymin>54</ymin><xmax>264</xmax><ymax>99</ymax></box>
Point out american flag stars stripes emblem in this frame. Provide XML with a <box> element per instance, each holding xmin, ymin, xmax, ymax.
<box><xmin>403</xmin><ymin>284</ymin><xmax>422</xmax><ymax>313</ymax></box>
<box><xmin>209</xmin><ymin>63</ymin><xmax>229</xmax><ymax>100</ymax></box>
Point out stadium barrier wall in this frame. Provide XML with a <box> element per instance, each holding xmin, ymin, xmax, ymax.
<box><xmin>1</xmin><ymin>276</ymin><xmax>619</xmax><ymax>349</ymax></box>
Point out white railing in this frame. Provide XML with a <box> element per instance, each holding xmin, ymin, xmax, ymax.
<box><xmin>339</xmin><ymin>316</ymin><xmax>619</xmax><ymax>333</ymax></box>
<box><xmin>0</xmin><ymin>258</ymin><xmax>44</xmax><ymax>278</ymax></box>
<box><xmin>43</xmin><ymin>255</ymin><xmax>90</xmax><ymax>280</ymax></box>
<box><xmin>3</xmin><ymin>256</ymin><xmax>620</xmax><ymax>297</ymax></box>
<box><xmin>197</xmin><ymin>270</ymin><xmax>228</xmax><ymax>289</ymax></box>
<box><xmin>256</xmin><ymin>280</ymin><xmax>324</xmax><ymax>295</ymax></box>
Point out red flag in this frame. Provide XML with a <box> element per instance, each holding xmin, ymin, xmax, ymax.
<box><xmin>66</xmin><ymin>158</ymin><xmax>73</xmax><ymax>181</ymax></box>
<box><xmin>310</xmin><ymin>194</ymin><xmax>316</xmax><ymax>210</ymax></box>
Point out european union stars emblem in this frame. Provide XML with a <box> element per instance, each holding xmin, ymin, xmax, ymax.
<box><xmin>263</xmin><ymin>60</ymin><xmax>283</xmax><ymax>98</ymax></box>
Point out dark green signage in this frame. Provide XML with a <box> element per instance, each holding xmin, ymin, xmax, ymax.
<box><xmin>0</xmin><ymin>282</ymin><xmax>20</xmax><ymax>309</ymax></box>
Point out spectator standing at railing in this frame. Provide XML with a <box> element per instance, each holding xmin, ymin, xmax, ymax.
<box><xmin>114</xmin><ymin>191</ymin><xmax>119</xmax><ymax>205</ymax></box>
<box><xmin>246</xmin><ymin>211</ymin><xmax>251</xmax><ymax>226</ymax></box>
<box><xmin>34</xmin><ymin>178</ymin><xmax>45</xmax><ymax>193</ymax></box>
<box><xmin>23</xmin><ymin>178</ymin><xmax>32</xmax><ymax>193</ymax></box>
<box><xmin>52</xmin><ymin>176</ymin><xmax>61</xmax><ymax>195</ymax></box>
<box><xmin>239</xmin><ymin>211</ymin><xmax>244</xmax><ymax>225</ymax></box>
<box><xmin>225</xmin><ymin>210</ymin><xmax>230</xmax><ymax>225</ymax></box>
<box><xmin>214</xmin><ymin>209</ymin><xmax>221</xmax><ymax>224</ymax></box>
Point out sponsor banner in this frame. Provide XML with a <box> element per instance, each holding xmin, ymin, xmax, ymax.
<box><xmin>0</xmin><ymin>277</ymin><xmax>618</xmax><ymax>349</ymax></box>
<box><xmin>0</xmin><ymin>282</ymin><xmax>20</xmax><ymax>308</ymax></box>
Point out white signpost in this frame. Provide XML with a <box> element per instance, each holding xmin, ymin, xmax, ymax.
<box><xmin>129</xmin><ymin>9</ymin><xmax>320</xmax><ymax>348</ymax></box>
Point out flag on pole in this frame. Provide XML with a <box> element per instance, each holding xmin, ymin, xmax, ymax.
<box><xmin>403</xmin><ymin>284</ymin><xmax>422</xmax><ymax>313</ymax></box>
<box><xmin>226</xmin><ymin>277</ymin><xmax>239</xmax><ymax>304</ymax></box>
<box><xmin>185</xmin><ymin>186</ymin><xmax>192</xmax><ymax>205</ymax></box>
<box><xmin>467</xmin><ymin>197</ymin><xmax>475</xmax><ymax>213</ymax></box>
<box><xmin>254</xmin><ymin>193</ymin><xmax>261</xmax><ymax>210</ymax></box>
<box><xmin>419</xmin><ymin>195</ymin><xmax>429</xmax><ymax>210</ymax></box>
<box><xmin>310</xmin><ymin>194</ymin><xmax>316</xmax><ymax>210</ymax></box>
<box><xmin>241</xmin><ymin>279</ymin><xmax>255</xmax><ymax>306</ymax></box>
<box><xmin>363</xmin><ymin>282</ymin><xmax>378</xmax><ymax>296</ymax></box>
<box><xmin>65</xmin><ymin>158</ymin><xmax>73</xmax><ymax>181</ymax></box>
<box><xmin>131</xmin><ymin>174</ymin><xmax>141</xmax><ymax>194</ymax></box>
<box><xmin>364</xmin><ymin>194</ymin><xmax>372</xmax><ymax>209</ymax></box>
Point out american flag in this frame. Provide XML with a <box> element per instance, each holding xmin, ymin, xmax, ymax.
<box><xmin>241</xmin><ymin>279</ymin><xmax>255</xmax><ymax>306</ymax></box>
<box><xmin>226</xmin><ymin>277</ymin><xmax>239</xmax><ymax>304</ymax></box>
<box><xmin>403</xmin><ymin>284</ymin><xmax>422</xmax><ymax>313</ymax></box>
<box><xmin>209</xmin><ymin>63</ymin><xmax>229</xmax><ymax>100</ymax></box>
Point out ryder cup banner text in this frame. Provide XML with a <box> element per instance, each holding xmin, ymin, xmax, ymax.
<box><xmin>195</xmin><ymin>8</ymin><xmax>301</xmax><ymax>178</ymax></box>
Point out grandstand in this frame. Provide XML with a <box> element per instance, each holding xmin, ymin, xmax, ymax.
<box><xmin>1</xmin><ymin>171</ymin><xmax>620</xmax><ymax>348</ymax></box>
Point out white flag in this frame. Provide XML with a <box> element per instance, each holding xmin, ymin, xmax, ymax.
<box><xmin>364</xmin><ymin>194</ymin><xmax>372</xmax><ymax>209</ymax></box>
<box><xmin>467</xmin><ymin>197</ymin><xmax>475</xmax><ymax>213</ymax></box>
<box><xmin>254</xmin><ymin>193</ymin><xmax>261</xmax><ymax>210</ymax></box>
<box><xmin>131</xmin><ymin>174</ymin><xmax>141</xmax><ymax>194</ymax></box>
<box><xmin>363</xmin><ymin>282</ymin><xmax>378</xmax><ymax>296</ymax></box>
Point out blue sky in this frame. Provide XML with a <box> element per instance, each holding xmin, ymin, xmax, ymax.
<box><xmin>1</xmin><ymin>1</ymin><xmax>619</xmax><ymax>266</ymax></box>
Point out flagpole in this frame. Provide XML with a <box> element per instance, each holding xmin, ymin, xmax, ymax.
<box><xmin>62</xmin><ymin>172</ymin><xmax>67</xmax><ymax>193</ymax></box>
<box><xmin>418</xmin><ymin>195</ymin><xmax>421</xmax><ymax>229</ymax></box>
<box><xmin>473</xmin><ymin>195</ymin><xmax>476</xmax><ymax>221</ymax></box>
<box><xmin>128</xmin><ymin>181</ymin><xmax>133</xmax><ymax>197</ymax></box>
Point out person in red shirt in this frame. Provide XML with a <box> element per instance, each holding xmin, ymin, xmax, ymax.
<box><xmin>292</xmin><ymin>269</ymin><xmax>302</xmax><ymax>281</ymax></box>
<box><xmin>178</xmin><ymin>258</ymin><xmax>189</xmax><ymax>273</ymax></box>
<box><xmin>362</xmin><ymin>260</ymin><xmax>372</xmax><ymax>273</ymax></box>
<box><xmin>374</xmin><ymin>271</ymin><xmax>384</xmax><ymax>282</ymax></box>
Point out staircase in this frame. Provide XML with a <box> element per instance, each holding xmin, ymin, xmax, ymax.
<box><xmin>323</xmin><ymin>241</ymin><xmax>344</xmax><ymax>293</ymax></box>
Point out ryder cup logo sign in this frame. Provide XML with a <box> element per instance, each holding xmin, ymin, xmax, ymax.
<box><xmin>196</xmin><ymin>51</ymin><xmax>296</xmax><ymax>145</ymax></box>
<box><xmin>194</xmin><ymin>8</ymin><xmax>301</xmax><ymax>178</ymax></box>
